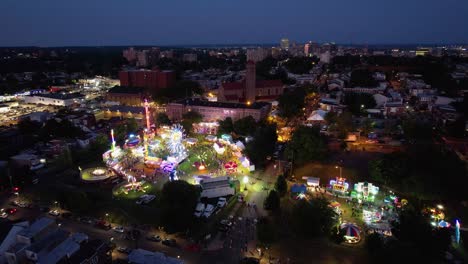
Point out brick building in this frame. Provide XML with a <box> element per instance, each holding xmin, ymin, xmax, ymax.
<box><xmin>218</xmin><ymin>61</ymin><xmax>284</xmax><ymax>103</ymax></box>
<box><xmin>166</xmin><ymin>98</ymin><xmax>271</xmax><ymax>122</ymax></box>
<box><xmin>106</xmin><ymin>86</ymin><xmax>145</xmax><ymax>106</ymax></box>
<box><xmin>119</xmin><ymin>68</ymin><xmax>175</xmax><ymax>91</ymax></box>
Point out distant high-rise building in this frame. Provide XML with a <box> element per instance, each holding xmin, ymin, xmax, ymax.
<box><xmin>160</xmin><ymin>50</ymin><xmax>174</xmax><ymax>59</ymax></box>
<box><xmin>136</xmin><ymin>50</ymin><xmax>149</xmax><ymax>67</ymax></box>
<box><xmin>280</xmin><ymin>38</ymin><xmax>290</xmax><ymax>50</ymax></box>
<box><xmin>123</xmin><ymin>47</ymin><xmax>137</xmax><ymax>62</ymax></box>
<box><xmin>182</xmin><ymin>53</ymin><xmax>198</xmax><ymax>62</ymax></box>
<box><xmin>271</xmin><ymin>47</ymin><xmax>281</xmax><ymax>58</ymax></box>
<box><xmin>304</xmin><ymin>43</ymin><xmax>311</xmax><ymax>57</ymax></box>
<box><xmin>416</xmin><ymin>47</ymin><xmax>431</xmax><ymax>56</ymax></box>
<box><xmin>246</xmin><ymin>48</ymin><xmax>269</xmax><ymax>62</ymax></box>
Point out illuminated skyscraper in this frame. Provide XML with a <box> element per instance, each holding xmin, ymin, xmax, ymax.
<box><xmin>280</xmin><ymin>38</ymin><xmax>289</xmax><ymax>50</ymax></box>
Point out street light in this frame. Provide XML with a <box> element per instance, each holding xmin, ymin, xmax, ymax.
<box><xmin>335</xmin><ymin>166</ymin><xmax>342</xmax><ymax>178</ymax></box>
<box><xmin>243</xmin><ymin>176</ymin><xmax>249</xmax><ymax>191</ymax></box>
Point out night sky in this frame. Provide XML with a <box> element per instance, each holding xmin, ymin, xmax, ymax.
<box><xmin>1</xmin><ymin>0</ymin><xmax>467</xmax><ymax>46</ymax></box>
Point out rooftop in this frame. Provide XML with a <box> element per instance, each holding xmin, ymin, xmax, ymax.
<box><xmin>108</xmin><ymin>86</ymin><xmax>145</xmax><ymax>94</ymax></box>
<box><xmin>62</xmin><ymin>239</ymin><xmax>110</xmax><ymax>264</ymax></box>
<box><xmin>106</xmin><ymin>105</ymin><xmax>145</xmax><ymax>114</ymax></box>
<box><xmin>17</xmin><ymin>217</ymin><xmax>55</xmax><ymax>239</ymax></box>
<box><xmin>28</xmin><ymin>93</ymin><xmax>84</xmax><ymax>100</ymax></box>
<box><xmin>173</xmin><ymin>98</ymin><xmax>270</xmax><ymax>110</ymax></box>
<box><xmin>128</xmin><ymin>248</ymin><xmax>184</xmax><ymax>264</ymax></box>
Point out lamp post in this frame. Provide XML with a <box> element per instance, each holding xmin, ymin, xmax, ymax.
<box><xmin>335</xmin><ymin>166</ymin><xmax>342</xmax><ymax>178</ymax></box>
<box><xmin>243</xmin><ymin>176</ymin><xmax>249</xmax><ymax>191</ymax></box>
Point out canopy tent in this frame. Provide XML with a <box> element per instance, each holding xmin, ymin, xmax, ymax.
<box><xmin>290</xmin><ymin>184</ymin><xmax>307</xmax><ymax>194</ymax></box>
<box><xmin>340</xmin><ymin>223</ymin><xmax>361</xmax><ymax>244</ymax></box>
<box><xmin>307</xmin><ymin>109</ymin><xmax>328</xmax><ymax>121</ymax></box>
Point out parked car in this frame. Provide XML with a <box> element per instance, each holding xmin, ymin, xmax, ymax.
<box><xmin>146</xmin><ymin>234</ymin><xmax>161</xmax><ymax>242</ymax></box>
<box><xmin>220</xmin><ymin>219</ymin><xmax>232</xmax><ymax>227</ymax></box>
<box><xmin>48</xmin><ymin>209</ymin><xmax>60</xmax><ymax>216</ymax></box>
<box><xmin>117</xmin><ymin>247</ymin><xmax>131</xmax><ymax>254</ymax></box>
<box><xmin>6</xmin><ymin>208</ymin><xmax>17</xmax><ymax>215</ymax></box>
<box><xmin>194</xmin><ymin>203</ymin><xmax>205</xmax><ymax>218</ymax></box>
<box><xmin>162</xmin><ymin>239</ymin><xmax>177</xmax><ymax>247</ymax></box>
<box><xmin>11</xmin><ymin>200</ymin><xmax>28</xmax><ymax>208</ymax></box>
<box><xmin>79</xmin><ymin>217</ymin><xmax>95</xmax><ymax>224</ymax></box>
<box><xmin>218</xmin><ymin>225</ymin><xmax>229</xmax><ymax>232</ymax></box>
<box><xmin>95</xmin><ymin>220</ymin><xmax>112</xmax><ymax>230</ymax></box>
<box><xmin>0</xmin><ymin>209</ymin><xmax>8</xmax><ymax>218</ymax></box>
<box><xmin>136</xmin><ymin>194</ymin><xmax>156</xmax><ymax>205</ymax></box>
<box><xmin>113</xmin><ymin>226</ymin><xmax>125</xmax><ymax>233</ymax></box>
<box><xmin>217</xmin><ymin>197</ymin><xmax>227</xmax><ymax>208</ymax></box>
<box><xmin>203</xmin><ymin>204</ymin><xmax>215</xmax><ymax>218</ymax></box>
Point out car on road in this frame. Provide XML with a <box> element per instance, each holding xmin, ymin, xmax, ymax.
<box><xmin>136</xmin><ymin>194</ymin><xmax>156</xmax><ymax>205</ymax></box>
<box><xmin>220</xmin><ymin>219</ymin><xmax>232</xmax><ymax>227</ymax></box>
<box><xmin>79</xmin><ymin>217</ymin><xmax>95</xmax><ymax>224</ymax></box>
<box><xmin>95</xmin><ymin>220</ymin><xmax>112</xmax><ymax>230</ymax></box>
<box><xmin>113</xmin><ymin>226</ymin><xmax>125</xmax><ymax>233</ymax></box>
<box><xmin>0</xmin><ymin>209</ymin><xmax>8</xmax><ymax>218</ymax></box>
<box><xmin>117</xmin><ymin>246</ymin><xmax>131</xmax><ymax>254</ymax></box>
<box><xmin>218</xmin><ymin>225</ymin><xmax>229</xmax><ymax>232</ymax></box>
<box><xmin>146</xmin><ymin>234</ymin><xmax>161</xmax><ymax>242</ymax></box>
<box><xmin>202</xmin><ymin>204</ymin><xmax>215</xmax><ymax>218</ymax></box>
<box><xmin>217</xmin><ymin>197</ymin><xmax>227</xmax><ymax>208</ymax></box>
<box><xmin>11</xmin><ymin>200</ymin><xmax>28</xmax><ymax>208</ymax></box>
<box><xmin>194</xmin><ymin>203</ymin><xmax>205</xmax><ymax>218</ymax></box>
<box><xmin>6</xmin><ymin>208</ymin><xmax>17</xmax><ymax>215</ymax></box>
<box><xmin>162</xmin><ymin>239</ymin><xmax>177</xmax><ymax>247</ymax></box>
<box><xmin>48</xmin><ymin>209</ymin><xmax>60</xmax><ymax>216</ymax></box>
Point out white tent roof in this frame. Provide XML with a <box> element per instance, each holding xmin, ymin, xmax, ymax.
<box><xmin>307</xmin><ymin>110</ymin><xmax>328</xmax><ymax>121</ymax></box>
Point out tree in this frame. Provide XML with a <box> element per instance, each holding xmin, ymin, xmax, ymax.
<box><xmin>390</xmin><ymin>206</ymin><xmax>451</xmax><ymax>262</ymax></box>
<box><xmin>181</xmin><ymin>111</ymin><xmax>203</xmax><ymax>133</ymax></box>
<box><xmin>233</xmin><ymin>116</ymin><xmax>256</xmax><ymax>136</ymax></box>
<box><xmin>336</xmin><ymin>111</ymin><xmax>354</xmax><ymax>139</ymax></box>
<box><xmin>256</xmin><ymin>217</ymin><xmax>277</xmax><ymax>245</ymax></box>
<box><xmin>113</xmin><ymin>118</ymin><xmax>141</xmax><ymax>144</ymax></box>
<box><xmin>324</xmin><ymin>111</ymin><xmax>338</xmax><ymax>124</ymax></box>
<box><xmin>245</xmin><ymin>124</ymin><xmax>277</xmax><ymax>168</ymax></box>
<box><xmin>156</xmin><ymin>113</ymin><xmax>171</xmax><ymax>127</ymax></box>
<box><xmin>349</xmin><ymin>69</ymin><xmax>377</xmax><ymax>87</ymax></box>
<box><xmin>17</xmin><ymin>118</ymin><xmax>41</xmax><ymax>135</ymax></box>
<box><xmin>285</xmin><ymin>126</ymin><xmax>328</xmax><ymax>165</ymax></box>
<box><xmin>264</xmin><ymin>190</ymin><xmax>280</xmax><ymax>211</ymax></box>
<box><xmin>126</xmin><ymin>118</ymin><xmax>139</xmax><ymax>134</ymax></box>
<box><xmin>360</xmin><ymin>118</ymin><xmax>373</xmax><ymax>136</ymax></box>
<box><xmin>368</xmin><ymin>152</ymin><xmax>408</xmax><ymax>185</ymax></box>
<box><xmin>152</xmin><ymin>80</ymin><xmax>203</xmax><ymax>103</ymax></box>
<box><xmin>365</xmin><ymin>233</ymin><xmax>384</xmax><ymax>257</ymax></box>
<box><xmin>343</xmin><ymin>92</ymin><xmax>376</xmax><ymax>114</ymax></box>
<box><xmin>217</xmin><ymin>117</ymin><xmax>234</xmax><ymax>135</ymax></box>
<box><xmin>278</xmin><ymin>87</ymin><xmax>306</xmax><ymax>118</ymax></box>
<box><xmin>160</xmin><ymin>180</ymin><xmax>200</xmax><ymax>232</ymax></box>
<box><xmin>402</xmin><ymin>117</ymin><xmax>433</xmax><ymax>140</ymax></box>
<box><xmin>274</xmin><ymin>175</ymin><xmax>287</xmax><ymax>197</ymax></box>
<box><xmin>283</xmin><ymin>57</ymin><xmax>319</xmax><ymax>74</ymax></box>
<box><xmin>290</xmin><ymin>198</ymin><xmax>337</xmax><ymax>237</ymax></box>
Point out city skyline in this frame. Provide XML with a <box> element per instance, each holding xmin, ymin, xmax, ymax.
<box><xmin>1</xmin><ymin>0</ymin><xmax>467</xmax><ymax>47</ymax></box>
